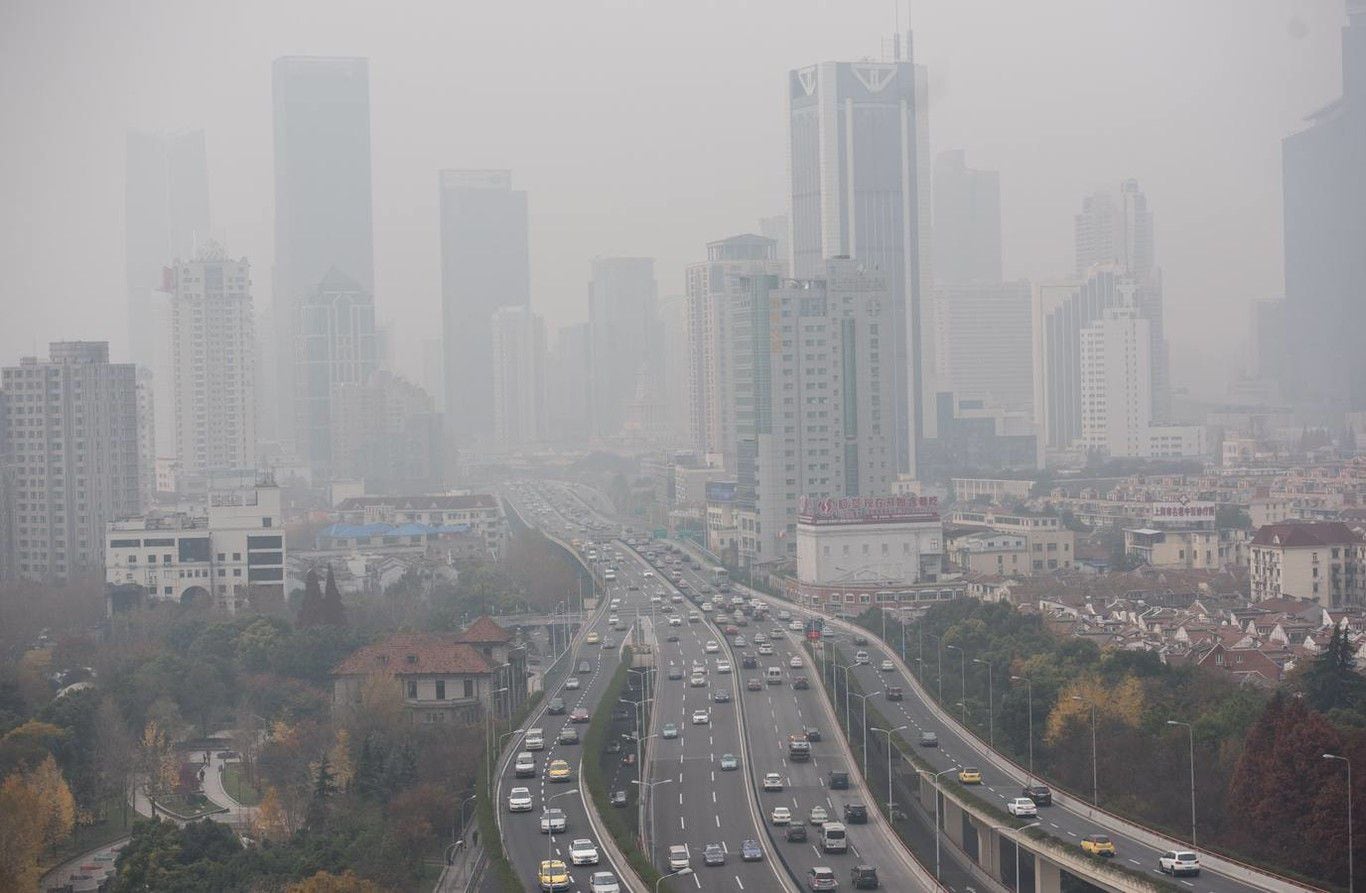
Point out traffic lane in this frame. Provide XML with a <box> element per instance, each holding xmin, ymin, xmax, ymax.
<box><xmin>831</xmin><ymin>643</ymin><xmax>1253</xmax><ymax>893</ymax></box>
<box><xmin>498</xmin><ymin>598</ymin><xmax>626</xmax><ymax>891</ymax></box>
<box><xmin>760</xmin><ymin>635</ymin><xmax>931</xmax><ymax>890</ymax></box>
<box><xmin>649</xmin><ymin>610</ymin><xmax>777</xmax><ymax>887</ymax></box>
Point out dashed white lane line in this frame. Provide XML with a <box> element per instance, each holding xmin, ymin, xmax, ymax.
<box><xmin>680</xmin><ymin>816</ymin><xmax>686</xmax><ymax>829</ymax></box>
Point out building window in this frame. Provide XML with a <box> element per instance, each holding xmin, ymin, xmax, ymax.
<box><xmin>436</xmin><ymin>681</ymin><xmax>446</xmax><ymax>700</ymax></box>
<box><xmin>464</xmin><ymin>679</ymin><xmax>475</xmax><ymax>698</ymax></box>
<box><xmin>407</xmin><ymin>681</ymin><xmax>417</xmax><ymax>699</ymax></box>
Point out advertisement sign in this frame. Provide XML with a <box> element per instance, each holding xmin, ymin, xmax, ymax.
<box><xmin>1149</xmin><ymin>501</ymin><xmax>1216</xmax><ymax>524</ymax></box>
<box><xmin>706</xmin><ymin>481</ymin><xmax>738</xmax><ymax>503</ymax></box>
<box><xmin>797</xmin><ymin>494</ymin><xmax>938</xmax><ymax>524</ymax></box>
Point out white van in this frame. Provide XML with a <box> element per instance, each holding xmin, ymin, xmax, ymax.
<box><xmin>821</xmin><ymin>821</ymin><xmax>848</xmax><ymax>853</ymax></box>
<box><xmin>766</xmin><ymin>666</ymin><xmax>784</xmax><ymax>685</ymax></box>
<box><xmin>525</xmin><ymin>728</ymin><xmax>545</xmax><ymax>750</ymax></box>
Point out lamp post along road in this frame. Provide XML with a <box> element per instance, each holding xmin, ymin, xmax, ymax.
<box><xmin>543</xmin><ymin>788</ymin><xmax>581</xmax><ymax>860</ymax></box>
<box><xmin>1012</xmin><ymin>675</ymin><xmax>1034</xmax><ymax>778</ymax></box>
<box><xmin>849</xmin><ymin>690</ymin><xmax>881</xmax><ymax>773</ymax></box>
<box><xmin>871</xmin><ymin>725</ymin><xmax>907</xmax><ymax>823</ymax></box>
<box><xmin>1326</xmin><ymin>753</ymin><xmax>1354</xmax><ymax>893</ymax></box>
<box><xmin>926</xmin><ymin>766</ymin><xmax>958</xmax><ymax>880</ymax></box>
<box><xmin>975</xmin><ymin>658</ymin><xmax>994</xmax><ymax>747</ymax></box>
<box><xmin>1167</xmin><ymin>720</ymin><xmax>1196</xmax><ymax>851</ymax></box>
<box><xmin>633</xmin><ymin>775</ymin><xmax>673</xmax><ymax>869</ymax></box>
<box><xmin>657</xmin><ymin>867</ymin><xmax>693</xmax><ymax>892</ymax></box>
<box><xmin>1072</xmin><ymin>696</ymin><xmax>1098</xmax><ymax>805</ymax></box>
<box><xmin>946</xmin><ymin>643</ymin><xmax>966</xmax><ymax>723</ymax></box>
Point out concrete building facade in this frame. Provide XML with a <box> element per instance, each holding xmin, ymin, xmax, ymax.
<box><xmin>1250</xmin><ymin>521</ymin><xmax>1365</xmax><ymax>607</ymax></box>
<box><xmin>490</xmin><ymin>305</ymin><xmax>546</xmax><ymax>451</ymax></box>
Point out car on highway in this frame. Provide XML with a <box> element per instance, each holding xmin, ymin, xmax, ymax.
<box><xmin>793</xmin><ymin>675</ymin><xmax>810</xmax><ymax>690</ymax></box>
<box><xmin>777</xmin><ymin>610</ymin><xmax>792</xmax><ymax>620</ymax></box>
<box><xmin>601</xmin><ymin>638</ymin><xmax>615</xmax><ymax>649</ymax></box>
<box><xmin>713</xmin><ymin>689</ymin><xmax>731</xmax><ymax>703</ymax></box>
<box><xmin>886</xmin><ymin>686</ymin><xmax>902</xmax><ymax>701</ymax></box>
<box><xmin>747</xmin><ymin>678</ymin><xmax>764</xmax><ymax>691</ymax></box>
<box><xmin>610</xmin><ymin>789</ymin><xmax>629</xmax><ymax>808</ymax></box>
<box><xmin>525</xmin><ymin>729</ymin><xmax>545</xmax><ymax>750</ymax></box>
<box><xmin>515</xmin><ymin>752</ymin><xmax>537</xmax><ymax>776</ymax></box>
<box><xmin>508</xmin><ymin>787</ymin><xmax>534</xmax><ymax>812</ymax></box>
<box><xmin>668</xmin><ymin>844</ymin><xmax>690</xmax><ymax>870</ymax></box>
<box><xmin>577</xmin><ymin>661</ymin><xmax>592</xmax><ymax>674</ymax></box>
<box><xmin>662</xmin><ymin>723</ymin><xmax>679</xmax><ymax>739</ymax></box>
<box><xmin>1158</xmin><ymin>851</ymin><xmax>1200</xmax><ymax>876</ymax></box>
<box><xmin>558</xmin><ymin>727</ymin><xmax>580</xmax><ymax>745</ymax></box>
<box><xmin>719</xmin><ymin>753</ymin><xmax>738</xmax><ymax>771</ymax></box>
<box><xmin>766</xmin><ymin>667</ymin><xmax>783</xmax><ymax>684</ymax></box>
<box><xmin>843</xmin><ymin>803</ymin><xmax>867</xmax><ymax>824</ymax></box>
<box><xmin>809</xmin><ymin>805</ymin><xmax>829</xmax><ymax>825</ymax></box>
<box><xmin>763</xmin><ymin>772</ymin><xmax>784</xmax><ymax>791</ymax></box>
<box><xmin>1022</xmin><ymin>783</ymin><xmax>1052</xmax><ymax>806</ymax></box>
<box><xmin>854</xmin><ymin>650</ymin><xmax>870</xmax><ymax>665</ymax></box>
<box><xmin>565</xmin><ymin>676</ymin><xmax>581</xmax><ymax>690</ymax></box>
<box><xmin>789</xmin><ymin>655</ymin><xmax>804</xmax><ymax>669</ymax></box>
<box><xmin>786</xmin><ymin>823</ymin><xmax>808</xmax><ymax>842</ymax></box>
<box><xmin>668</xmin><ymin>666</ymin><xmax>684</xmax><ymax>680</ymax></box>
<box><xmin>705</xmin><ymin>640</ymin><xmax>720</xmax><ymax>653</ymax></box>
<box><xmin>1081</xmin><ymin>834</ymin><xmax>1116</xmax><ymax>857</ymax></box>
<box><xmin>790</xmin><ymin>620</ymin><xmax>805</xmax><ymax>632</ymax></box>
<box><xmin>570</xmin><ymin>707</ymin><xmax>590</xmax><ymax>723</ymax></box>
<box><xmin>589</xmin><ymin>871</ymin><xmax>621</xmax><ymax>893</ymax></box>
<box><xmin>918</xmin><ymin>731</ymin><xmax>938</xmax><ymax>747</ymax></box>
<box><xmin>1006</xmin><ymin>797</ymin><xmax>1038</xmax><ymax>817</ymax></box>
<box><xmin>547</xmin><ymin>697</ymin><xmax>566</xmax><ymax>715</ymax></box>
<box><xmin>734</xmin><ymin>636</ymin><xmax>747</xmax><ymax>647</ymax></box>
<box><xmin>828</xmin><ymin>770</ymin><xmax>849</xmax><ymax>790</ymax></box>
<box><xmin>666</xmin><ymin>633</ymin><xmax>680</xmax><ymax>642</ymax></box>
<box><xmin>741</xmin><ymin>653</ymin><xmax>759</xmax><ymax>669</ymax></box>
<box><xmin>879</xmin><ymin>659</ymin><xmax>894</xmax><ymax>672</ymax></box>
<box><xmin>807</xmin><ymin>866</ymin><xmax>838</xmax><ymax>890</ymax></box>
<box><xmin>958</xmin><ymin>767</ymin><xmax>982</xmax><ymax>784</ymax></box>
<box><xmin>586</xmin><ymin>632</ymin><xmax>600</xmax><ymax>645</ymax></box>
<box><xmin>547</xmin><ymin>759</ymin><xmax>572</xmax><ymax>781</ymax></box>
<box><xmin>704</xmin><ymin>843</ymin><xmax>726</xmax><ymax>866</ymax></box>
<box><xmin>539</xmin><ymin>859</ymin><xmax>570</xmax><ymax>891</ymax></box>
<box><xmin>850</xmin><ymin>865</ymin><xmax>880</xmax><ymax>889</ymax></box>
<box><xmin>691</xmin><ymin>710</ymin><xmax>710</xmax><ymax>725</ymax></box>
<box><xmin>540</xmin><ymin>808</ymin><xmax>567</xmax><ymax>833</ymax></box>
<box><xmin>690</xmin><ymin>674</ymin><xmax>706</xmax><ymax>687</ymax></box>
<box><xmin>688</xmin><ymin>612</ymin><xmax>701</xmax><ymax>623</ymax></box>
<box><xmin>752</xmin><ymin>632</ymin><xmax>767</xmax><ymax>643</ymax></box>
<box><xmin>771</xmin><ymin>806</ymin><xmax>792</xmax><ymax>825</ymax></box>
<box><xmin>757</xmin><ymin>643</ymin><xmax>774</xmax><ymax>656</ymax></box>
<box><xmin>716</xmin><ymin>661</ymin><xmax>732</xmax><ymax>674</ymax></box>
<box><xmin>668</xmin><ymin>616</ymin><xmax>682</xmax><ymax>626</ymax></box>
<box><xmin>569</xmin><ymin>838</ymin><xmax>600</xmax><ymax>866</ymax></box>
<box><xmin>741</xmin><ymin>839</ymin><xmax>764</xmax><ymax>861</ymax></box>
<box><xmin>804</xmin><ymin>726</ymin><xmax>822</xmax><ymax>742</ymax></box>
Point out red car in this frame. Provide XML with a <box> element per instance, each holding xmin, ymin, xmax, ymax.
<box><xmin>724</xmin><ymin>625</ymin><xmax>739</xmax><ymax>636</ymax></box>
<box><xmin>570</xmin><ymin>707</ymin><xmax>590</xmax><ymax>723</ymax></box>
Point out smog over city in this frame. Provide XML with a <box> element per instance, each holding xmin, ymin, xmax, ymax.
<box><xmin>0</xmin><ymin>2</ymin><xmax>1363</xmax><ymax>892</ymax></box>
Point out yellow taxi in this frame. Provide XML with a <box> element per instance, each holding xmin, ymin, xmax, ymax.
<box><xmin>957</xmin><ymin>767</ymin><xmax>982</xmax><ymax>784</ymax></box>
<box><xmin>1081</xmin><ymin>834</ymin><xmax>1116</xmax><ymax>857</ymax></box>
<box><xmin>539</xmin><ymin>859</ymin><xmax>571</xmax><ymax>891</ymax></box>
<box><xmin>586</xmin><ymin>632</ymin><xmax>601</xmax><ymax>645</ymax></box>
<box><xmin>548</xmin><ymin>759</ymin><xmax>573</xmax><ymax>782</ymax></box>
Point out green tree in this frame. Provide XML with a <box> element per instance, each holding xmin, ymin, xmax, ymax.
<box><xmin>320</xmin><ymin>567</ymin><xmax>348</xmax><ymax>628</ymax></box>
<box><xmin>297</xmin><ymin>569</ymin><xmax>325</xmax><ymax>629</ymax></box>
<box><xmin>1300</xmin><ymin>624</ymin><xmax>1366</xmax><ymax>718</ymax></box>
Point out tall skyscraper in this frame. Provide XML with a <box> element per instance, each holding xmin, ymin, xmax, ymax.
<box><xmin>788</xmin><ymin>43</ymin><xmax>932</xmax><ymax>475</ymax></box>
<box><xmin>294</xmin><ymin>268</ymin><xmax>377</xmax><ymax>477</ymax></box>
<box><xmin>1074</xmin><ymin>179</ymin><xmax>1154</xmax><ymax>279</ymax></box>
<box><xmin>170</xmin><ymin>243</ymin><xmax>256</xmax><ymax>476</ymax></box>
<box><xmin>1283</xmin><ymin>4</ymin><xmax>1366</xmax><ymax>412</ymax></box>
<box><xmin>588</xmin><ymin>257</ymin><xmax>658</xmax><ymax>438</ymax></box>
<box><xmin>731</xmin><ymin>259</ymin><xmax>897</xmax><ymax>564</ymax></box>
<box><xmin>685</xmin><ymin>234</ymin><xmax>784</xmax><ymax>466</ymax></box>
<box><xmin>2</xmin><ymin>343</ymin><xmax>141</xmax><ymax>580</ymax></box>
<box><xmin>439</xmin><ymin>170</ymin><xmax>530</xmax><ymax>444</ymax></box>
<box><xmin>332</xmin><ymin>371</ymin><xmax>443</xmax><ymax>492</ymax></box>
<box><xmin>932</xmin><ymin>149</ymin><xmax>1002</xmax><ymax>285</ymax></box>
<box><xmin>271</xmin><ymin>56</ymin><xmax>374</xmax><ymax>451</ymax></box>
<box><xmin>125</xmin><ymin>130</ymin><xmax>210</xmax><ymax>368</ymax></box>
<box><xmin>546</xmin><ymin>323</ymin><xmax>591</xmax><ymax>445</ymax></box>
<box><xmin>934</xmin><ymin>281</ymin><xmax>1033</xmax><ymax>412</ymax></box>
<box><xmin>490</xmin><ymin>306</ymin><xmax>547</xmax><ymax>450</ymax></box>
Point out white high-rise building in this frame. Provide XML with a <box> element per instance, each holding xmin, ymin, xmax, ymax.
<box><xmin>1075</xmin><ymin>179</ymin><xmax>1154</xmax><ymax>279</ymax></box>
<box><xmin>788</xmin><ymin>40</ymin><xmax>932</xmax><ymax>475</ymax></box>
<box><xmin>732</xmin><ymin>258</ymin><xmax>897</xmax><ymax>564</ymax></box>
<box><xmin>170</xmin><ymin>243</ymin><xmax>256</xmax><ymax>476</ymax></box>
<box><xmin>2</xmin><ymin>343</ymin><xmax>141</xmax><ymax>581</ymax></box>
<box><xmin>491</xmin><ymin>306</ymin><xmax>547</xmax><ymax>450</ymax></box>
<box><xmin>685</xmin><ymin>234</ymin><xmax>784</xmax><ymax>467</ymax></box>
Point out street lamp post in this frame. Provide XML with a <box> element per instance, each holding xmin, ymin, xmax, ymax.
<box><xmin>974</xmin><ymin>658</ymin><xmax>994</xmax><ymax>747</ymax></box>
<box><xmin>1011</xmin><ymin>675</ymin><xmax>1034</xmax><ymax>777</ymax></box>
<box><xmin>1167</xmin><ymin>720</ymin><xmax>1197</xmax><ymax>851</ymax></box>
<box><xmin>455</xmin><ymin>791</ymin><xmax>478</xmax><ymax>843</ymax></box>
<box><xmin>870</xmin><ymin>725</ymin><xmax>908</xmax><ymax>821</ymax></box>
<box><xmin>1071</xmin><ymin>696</ymin><xmax>1098</xmax><ymax>805</ymax></box>
<box><xmin>486</xmin><ymin>713</ymin><xmax>519</xmax><ymax>799</ymax></box>
<box><xmin>849</xmin><ymin>690</ymin><xmax>882</xmax><ymax>772</ymax></box>
<box><xmin>543</xmin><ymin>788</ymin><xmax>581</xmax><ymax>860</ymax></box>
<box><xmin>633</xmin><ymin>776</ymin><xmax>674</xmax><ymax>868</ymax></box>
<box><xmin>656</xmin><ymin>867</ymin><xmax>693</xmax><ymax>892</ymax></box>
<box><xmin>925</xmin><ymin>766</ymin><xmax>959</xmax><ymax>880</ymax></box>
<box><xmin>946</xmin><ymin>644</ymin><xmax>966</xmax><ymax>723</ymax></box>
<box><xmin>835</xmin><ymin>664</ymin><xmax>854</xmax><ymax>732</ymax></box>
<box><xmin>1008</xmin><ymin>821</ymin><xmax>1042</xmax><ymax>892</ymax></box>
<box><xmin>1326</xmin><ymin>753</ymin><xmax>1354</xmax><ymax>893</ymax></box>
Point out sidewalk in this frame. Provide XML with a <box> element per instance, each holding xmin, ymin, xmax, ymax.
<box><xmin>201</xmin><ymin>752</ymin><xmax>258</xmax><ymax>827</ymax></box>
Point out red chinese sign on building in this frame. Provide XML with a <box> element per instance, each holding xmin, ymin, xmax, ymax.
<box><xmin>797</xmin><ymin>494</ymin><xmax>939</xmax><ymax>524</ymax></box>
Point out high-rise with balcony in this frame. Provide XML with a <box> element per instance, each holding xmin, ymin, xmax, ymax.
<box><xmin>170</xmin><ymin>242</ymin><xmax>256</xmax><ymax>477</ymax></box>
<box><xmin>788</xmin><ymin>41</ymin><xmax>932</xmax><ymax>475</ymax></box>
<box><xmin>2</xmin><ymin>343</ymin><xmax>141</xmax><ymax>580</ymax></box>
<box><xmin>439</xmin><ymin>170</ymin><xmax>530</xmax><ymax>445</ymax></box>
<box><xmin>271</xmin><ymin>56</ymin><xmax>374</xmax><ymax>451</ymax></box>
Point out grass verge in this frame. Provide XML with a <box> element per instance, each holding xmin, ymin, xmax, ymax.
<box><xmin>222</xmin><ymin>763</ymin><xmax>262</xmax><ymax>806</ymax></box>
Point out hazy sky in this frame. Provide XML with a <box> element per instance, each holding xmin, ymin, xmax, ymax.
<box><xmin>0</xmin><ymin>0</ymin><xmax>1349</xmax><ymax>398</ymax></box>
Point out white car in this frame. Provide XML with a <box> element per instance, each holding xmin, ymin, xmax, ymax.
<box><xmin>541</xmin><ymin>808</ymin><xmax>567</xmax><ymax>833</ymax></box>
<box><xmin>565</xmin><ymin>676</ymin><xmax>581</xmax><ymax>690</ymax></box>
<box><xmin>752</xmin><ymin>633</ymin><xmax>767</xmax><ymax>644</ymax></box>
<box><xmin>763</xmin><ymin>772</ymin><xmax>784</xmax><ymax>791</ymax></box>
<box><xmin>508</xmin><ymin>786</ymin><xmax>534</xmax><ymax>812</ymax></box>
<box><xmin>669</xmin><ymin>616</ymin><xmax>682</xmax><ymax>626</ymax></box>
<box><xmin>692</xmin><ymin>710</ymin><xmax>710</xmax><ymax>725</ymax></box>
<box><xmin>1158</xmin><ymin>851</ymin><xmax>1200</xmax><ymax>877</ymax></box>
<box><xmin>789</xmin><ymin>655</ymin><xmax>804</xmax><ymax>669</ymax></box>
<box><xmin>854</xmin><ymin>650</ymin><xmax>870</xmax><ymax>665</ymax></box>
<box><xmin>758</xmin><ymin>643</ymin><xmax>774</xmax><ymax>656</ymax></box>
<box><xmin>569</xmin><ymin>838</ymin><xmax>601</xmax><ymax>866</ymax></box>
<box><xmin>643</xmin><ymin>571</ymin><xmax>655</xmax><ymax>578</ymax></box>
<box><xmin>789</xmin><ymin>620</ymin><xmax>804</xmax><ymax>631</ymax></box>
<box><xmin>1006</xmin><ymin>797</ymin><xmax>1038</xmax><ymax>818</ymax></box>
<box><xmin>880</xmin><ymin>659</ymin><xmax>895</xmax><ymax>672</ymax></box>
<box><xmin>716</xmin><ymin>662</ymin><xmax>732</xmax><ymax>674</ymax></box>
<box><xmin>704</xmin><ymin>640</ymin><xmax>720</xmax><ymax>654</ymax></box>
<box><xmin>608</xmin><ymin>615</ymin><xmax>619</xmax><ymax>625</ymax></box>
<box><xmin>771</xmin><ymin>806</ymin><xmax>792</xmax><ymax>825</ymax></box>
<box><xmin>690</xmin><ymin>674</ymin><xmax>707</xmax><ymax>687</ymax></box>
<box><xmin>589</xmin><ymin>871</ymin><xmax>621</xmax><ymax>893</ymax></box>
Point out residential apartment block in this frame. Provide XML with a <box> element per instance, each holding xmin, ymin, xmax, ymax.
<box><xmin>1250</xmin><ymin>522</ymin><xmax>1365</xmax><ymax>607</ymax></box>
<box><xmin>949</xmin><ymin>508</ymin><xmax>1075</xmax><ymax>574</ymax></box>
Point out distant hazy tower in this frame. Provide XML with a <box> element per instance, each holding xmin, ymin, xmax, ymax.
<box><xmin>932</xmin><ymin>149</ymin><xmax>1002</xmax><ymax>285</ymax></box>
<box><xmin>439</xmin><ymin>170</ymin><xmax>530</xmax><ymax>445</ymax></box>
<box><xmin>2</xmin><ymin>343</ymin><xmax>140</xmax><ymax>580</ymax></box>
<box><xmin>788</xmin><ymin>39</ymin><xmax>932</xmax><ymax>475</ymax></box>
<box><xmin>588</xmin><ymin>257</ymin><xmax>659</xmax><ymax>437</ymax></box>
<box><xmin>271</xmin><ymin>56</ymin><xmax>374</xmax><ymax>451</ymax></box>
<box><xmin>1074</xmin><ymin>179</ymin><xmax>1153</xmax><ymax>279</ymax></box>
<box><xmin>169</xmin><ymin>243</ymin><xmax>256</xmax><ymax>475</ymax></box>
<box><xmin>491</xmin><ymin>306</ymin><xmax>547</xmax><ymax>450</ymax></box>
<box><xmin>124</xmin><ymin>130</ymin><xmax>210</xmax><ymax>369</ymax></box>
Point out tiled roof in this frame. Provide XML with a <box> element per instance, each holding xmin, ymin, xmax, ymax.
<box><xmin>333</xmin><ymin>633</ymin><xmax>492</xmax><ymax>676</ymax></box>
<box><xmin>455</xmin><ymin>615</ymin><xmax>512</xmax><ymax>644</ymax></box>
<box><xmin>1251</xmin><ymin>522</ymin><xmax>1364</xmax><ymax>548</ymax></box>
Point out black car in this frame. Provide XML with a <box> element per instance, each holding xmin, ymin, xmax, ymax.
<box><xmin>828</xmin><ymin>770</ymin><xmax>850</xmax><ymax>790</ymax></box>
<box><xmin>547</xmin><ymin>697</ymin><xmax>567</xmax><ymax>715</ymax></box>
<box><xmin>785</xmin><ymin>823</ymin><xmax>808</xmax><ymax>842</ymax></box>
<box><xmin>610</xmin><ymin>790</ymin><xmax>629</xmax><ymax>808</ymax></box>
<box><xmin>851</xmin><ymin>865</ymin><xmax>880</xmax><ymax>889</ymax></box>
<box><xmin>666</xmin><ymin>634</ymin><xmax>680</xmax><ymax>643</ymax></box>
<box><xmin>804</xmin><ymin>727</ymin><xmax>822</xmax><ymax>742</ymax></box>
<box><xmin>741</xmin><ymin>654</ymin><xmax>759</xmax><ymax>669</ymax></box>
<box><xmin>1023</xmin><ymin>784</ymin><xmax>1053</xmax><ymax>807</ymax></box>
<box><xmin>843</xmin><ymin>803</ymin><xmax>868</xmax><ymax>824</ymax></box>
<box><xmin>853</xmin><ymin>635</ymin><xmax>869</xmax><ymax>646</ymax></box>
<box><xmin>668</xmin><ymin>666</ymin><xmax>684</xmax><ymax>680</ymax></box>
<box><xmin>793</xmin><ymin>676</ymin><xmax>810</xmax><ymax>690</ymax></box>
<box><xmin>713</xmin><ymin>689</ymin><xmax>731</xmax><ymax>703</ymax></box>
